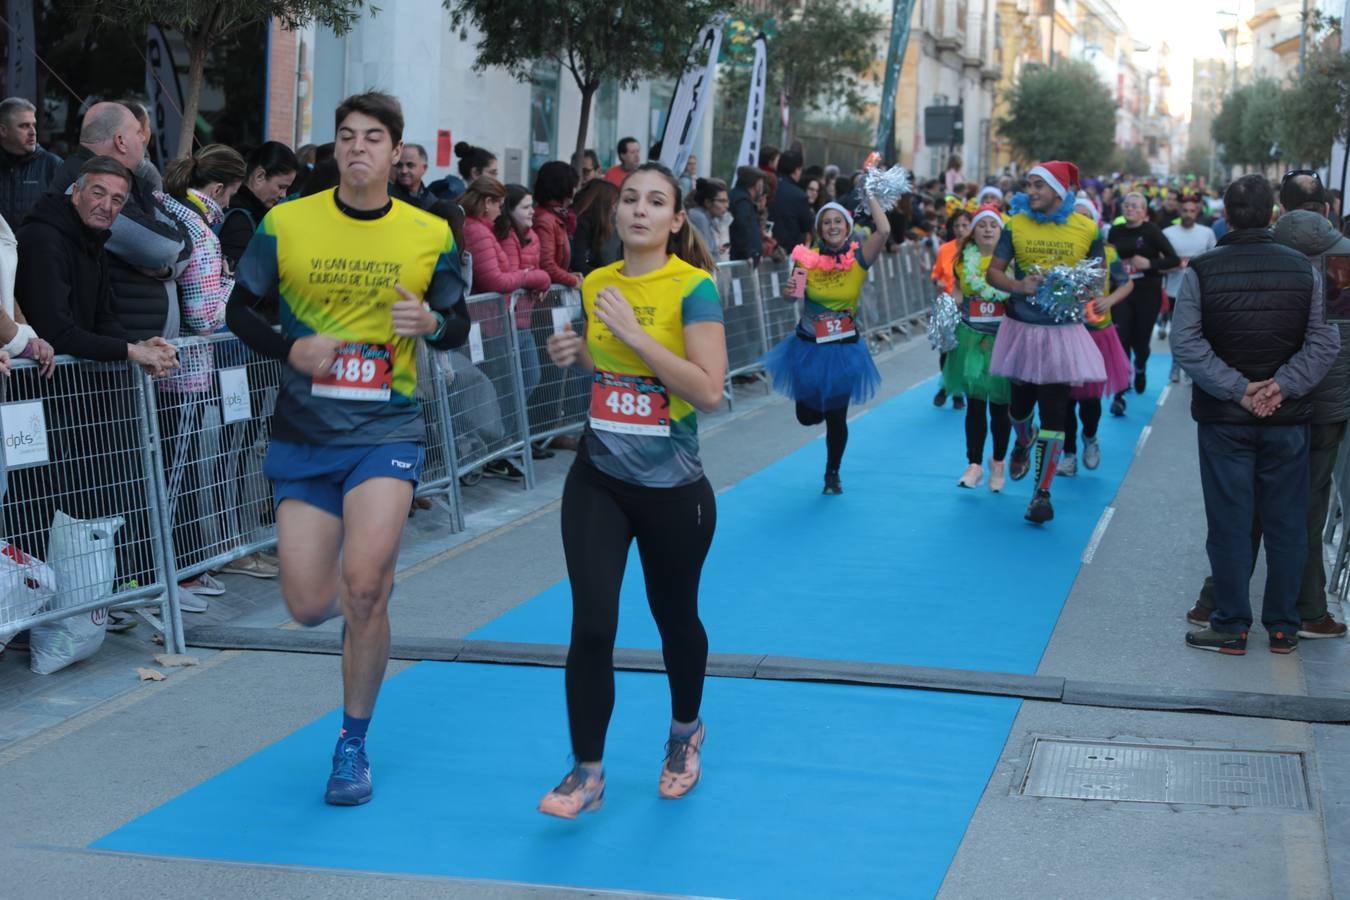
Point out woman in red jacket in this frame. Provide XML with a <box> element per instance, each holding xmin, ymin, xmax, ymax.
<box><xmin>461</xmin><ymin>176</ymin><xmax>550</xmax><ymax>478</ymax></box>
<box><xmin>531</xmin><ymin>161</ymin><xmax>582</xmax><ymax>289</ymax></box>
<box><xmin>497</xmin><ymin>183</ymin><xmax>553</xmax><ymax>454</ymax></box>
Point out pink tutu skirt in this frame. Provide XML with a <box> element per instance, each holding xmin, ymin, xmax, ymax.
<box><xmin>990</xmin><ymin>317</ymin><xmax>1107</xmax><ymax>386</ymax></box>
<box><xmin>1070</xmin><ymin>325</ymin><xmax>1133</xmax><ymax>400</ymax></box>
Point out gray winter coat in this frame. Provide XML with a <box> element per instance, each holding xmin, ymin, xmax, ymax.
<box><xmin>1273</xmin><ymin>210</ymin><xmax>1350</xmax><ymax>424</ymax></box>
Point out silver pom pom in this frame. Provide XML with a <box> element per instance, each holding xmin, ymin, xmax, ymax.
<box><xmin>1025</xmin><ymin>259</ymin><xmax>1105</xmax><ymax>324</ymax></box>
<box><xmin>859</xmin><ymin>164</ymin><xmax>912</xmax><ymax>213</ymax></box>
<box><xmin>927</xmin><ymin>292</ymin><xmax>960</xmax><ymax>352</ymax></box>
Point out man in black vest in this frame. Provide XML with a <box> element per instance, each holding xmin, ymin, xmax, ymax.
<box><xmin>1184</xmin><ymin>171</ymin><xmax>1350</xmax><ymax>638</ymax></box>
<box><xmin>1172</xmin><ymin>174</ymin><xmax>1340</xmax><ymax>655</ymax></box>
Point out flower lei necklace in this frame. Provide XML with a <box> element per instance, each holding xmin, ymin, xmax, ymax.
<box><xmin>961</xmin><ymin>244</ymin><xmax>1009</xmax><ymax>302</ymax></box>
<box><xmin>791</xmin><ymin>241</ymin><xmax>858</xmax><ymax>272</ymax></box>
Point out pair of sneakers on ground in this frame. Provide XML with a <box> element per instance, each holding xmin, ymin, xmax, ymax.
<box><xmin>537</xmin><ymin>720</ymin><xmax>707</xmax><ymax>819</ymax></box>
<box><xmin>1183</xmin><ymin>603</ymin><xmax>1347</xmax><ymax>655</ymax></box>
<box><xmin>322</xmin><ymin>719</ymin><xmax>707</xmax><ymax>816</ymax></box>
<box><xmin>171</xmin><ymin>552</ymin><xmax>279</xmax><ymax>614</ymax></box>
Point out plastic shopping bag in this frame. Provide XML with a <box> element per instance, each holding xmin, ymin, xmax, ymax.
<box><xmin>0</xmin><ymin>541</ymin><xmax>58</xmax><ymax>646</ymax></box>
<box><xmin>29</xmin><ymin>510</ymin><xmax>124</xmax><ymax>675</ymax></box>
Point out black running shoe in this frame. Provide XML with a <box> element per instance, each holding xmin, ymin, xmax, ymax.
<box><xmin>1134</xmin><ymin>370</ymin><xmax>1146</xmax><ymax>394</ymax></box>
<box><xmin>483</xmin><ymin>458</ymin><xmax>525</xmax><ymax>480</ymax></box>
<box><xmin>1268</xmin><ymin>630</ymin><xmax>1299</xmax><ymax>654</ymax></box>
<box><xmin>1110</xmin><ymin>395</ymin><xmax>1126</xmax><ymax>417</ymax></box>
<box><xmin>1185</xmin><ymin>627</ymin><xmax>1248</xmax><ymax>655</ymax></box>
<box><xmin>932</xmin><ymin>388</ymin><xmax>948</xmax><ymax>407</ymax></box>
<box><xmin>1024</xmin><ymin>490</ymin><xmax>1054</xmax><ymax>524</ymax></box>
<box><xmin>952</xmin><ymin>394</ymin><xmax>966</xmax><ymax>410</ymax></box>
<box><xmin>1009</xmin><ymin>441</ymin><xmax>1032</xmax><ymax>481</ymax></box>
<box><xmin>823</xmin><ymin>471</ymin><xmax>843</xmax><ymax>495</ymax></box>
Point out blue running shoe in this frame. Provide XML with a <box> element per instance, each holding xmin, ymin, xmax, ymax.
<box><xmin>325</xmin><ymin>735</ymin><xmax>372</xmax><ymax>806</ymax></box>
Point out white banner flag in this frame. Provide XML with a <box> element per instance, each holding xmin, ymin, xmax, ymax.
<box><xmin>145</xmin><ymin>24</ymin><xmax>185</xmax><ymax>168</ymax></box>
<box><xmin>5</xmin><ymin>0</ymin><xmax>36</xmax><ymax>102</ymax></box>
<box><xmin>659</xmin><ymin>15</ymin><xmax>727</xmax><ymax>177</ymax></box>
<box><xmin>736</xmin><ymin>35</ymin><xmax>768</xmax><ymax>170</ymax></box>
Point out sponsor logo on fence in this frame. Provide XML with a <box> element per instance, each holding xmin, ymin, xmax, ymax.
<box><xmin>1</xmin><ymin>400</ymin><xmax>49</xmax><ymax>468</ymax></box>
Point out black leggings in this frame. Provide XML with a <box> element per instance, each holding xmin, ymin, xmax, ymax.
<box><xmin>796</xmin><ymin>402</ymin><xmax>848</xmax><ymax>473</ymax></box>
<box><xmin>1010</xmin><ymin>381</ymin><xmax>1069</xmax><ymax>433</ymax></box>
<box><xmin>561</xmin><ymin>461</ymin><xmax>715</xmax><ymax>762</ymax></box>
<box><xmin>965</xmin><ymin>398</ymin><xmax>1011</xmax><ymax>464</ymax></box>
<box><xmin>1064</xmin><ymin>398</ymin><xmax>1101</xmax><ymax>455</ymax></box>
<box><xmin>1111</xmin><ymin>285</ymin><xmax>1163</xmax><ymax>384</ymax></box>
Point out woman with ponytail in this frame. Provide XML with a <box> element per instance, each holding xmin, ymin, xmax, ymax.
<box><xmin>159</xmin><ymin>144</ymin><xmax>246</xmax><ymax>349</ymax></box>
<box><xmin>539</xmin><ymin>162</ymin><xmax>726</xmax><ymax>820</ymax></box>
<box><xmin>157</xmin><ymin>143</ymin><xmax>246</xmax><ymax>602</ymax></box>
<box><xmin>761</xmin><ymin>189</ymin><xmax>891</xmax><ymax>494</ymax></box>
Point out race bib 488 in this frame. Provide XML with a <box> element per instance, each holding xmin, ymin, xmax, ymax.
<box><xmin>590</xmin><ymin>370</ymin><xmax>671</xmax><ymax>437</ymax></box>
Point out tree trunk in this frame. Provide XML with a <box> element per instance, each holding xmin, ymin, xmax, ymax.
<box><xmin>574</xmin><ymin>81</ymin><xmax>598</xmax><ymax>169</ymax></box>
<box><xmin>176</xmin><ymin>39</ymin><xmax>209</xmax><ymax>160</ymax></box>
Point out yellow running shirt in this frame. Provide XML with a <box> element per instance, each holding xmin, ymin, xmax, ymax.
<box><xmin>993</xmin><ymin>211</ymin><xmax>1104</xmax><ymax>326</ymax></box>
<box><xmin>582</xmin><ymin>255</ymin><xmax>723</xmax><ymax>487</ymax></box>
<box><xmin>234</xmin><ymin>189</ymin><xmax>464</xmax><ymax>446</ymax></box>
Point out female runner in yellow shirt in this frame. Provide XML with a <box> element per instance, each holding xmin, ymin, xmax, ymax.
<box><xmin>762</xmin><ymin>192</ymin><xmax>892</xmax><ymax>494</ymax></box>
<box><xmin>540</xmin><ymin>163</ymin><xmax>727</xmax><ymax>819</ymax></box>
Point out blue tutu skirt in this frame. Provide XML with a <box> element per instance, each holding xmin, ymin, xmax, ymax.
<box><xmin>762</xmin><ymin>334</ymin><xmax>881</xmax><ymax>411</ymax></box>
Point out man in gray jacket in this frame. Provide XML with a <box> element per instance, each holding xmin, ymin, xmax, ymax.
<box><xmin>1184</xmin><ymin>171</ymin><xmax>1350</xmax><ymax>639</ymax></box>
<box><xmin>47</xmin><ymin>102</ymin><xmax>191</xmax><ymax>341</ymax></box>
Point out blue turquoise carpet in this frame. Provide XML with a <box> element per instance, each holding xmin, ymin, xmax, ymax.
<box><xmin>474</xmin><ymin>354</ymin><xmax>1170</xmax><ymax>674</ymax></box>
<box><xmin>91</xmin><ymin>353</ymin><xmax>1168</xmax><ymax>897</ymax></box>
<box><xmin>94</xmin><ymin>663</ymin><xmax>1020</xmax><ymax>899</ymax></box>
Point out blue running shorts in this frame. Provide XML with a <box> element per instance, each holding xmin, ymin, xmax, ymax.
<box><xmin>264</xmin><ymin>440</ymin><xmax>424</xmax><ymax>518</ymax></box>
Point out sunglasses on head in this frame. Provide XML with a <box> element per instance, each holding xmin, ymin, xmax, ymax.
<box><xmin>1282</xmin><ymin>169</ymin><xmax>1323</xmax><ymax>185</ymax></box>
<box><xmin>1179</xmin><ymin>193</ymin><xmax>1203</xmax><ymax>204</ymax></box>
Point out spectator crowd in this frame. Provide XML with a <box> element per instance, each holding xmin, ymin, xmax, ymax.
<box><xmin>2</xmin><ymin>91</ymin><xmax>1347</xmax><ymax>659</ymax></box>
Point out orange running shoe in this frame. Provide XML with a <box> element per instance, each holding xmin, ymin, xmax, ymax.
<box><xmin>538</xmin><ymin>766</ymin><xmax>605</xmax><ymax>819</ymax></box>
<box><xmin>659</xmin><ymin>721</ymin><xmax>706</xmax><ymax>799</ymax></box>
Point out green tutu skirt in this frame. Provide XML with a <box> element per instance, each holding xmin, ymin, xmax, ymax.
<box><xmin>942</xmin><ymin>322</ymin><xmax>1010</xmax><ymax>404</ymax></box>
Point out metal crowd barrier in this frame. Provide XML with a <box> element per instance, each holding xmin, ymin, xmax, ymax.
<box><xmin>1325</xmin><ymin>430</ymin><xmax>1350</xmax><ymax>596</ymax></box>
<box><xmin>0</xmin><ymin>357</ymin><xmax>183</xmax><ymax>655</ymax></box>
<box><xmin>517</xmin><ymin>286</ymin><xmax>589</xmax><ymax>448</ymax></box>
<box><xmin>149</xmin><ymin>335</ymin><xmax>280</xmax><ymax>587</ymax></box>
<box><xmin>434</xmin><ymin>291</ymin><xmax>535</xmax><ymax>489</ymax></box>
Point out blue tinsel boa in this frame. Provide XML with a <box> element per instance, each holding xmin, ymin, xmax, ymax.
<box><xmin>1008</xmin><ymin>191</ymin><xmax>1077</xmax><ymax>224</ymax></box>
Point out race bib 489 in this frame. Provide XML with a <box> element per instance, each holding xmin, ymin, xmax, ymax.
<box><xmin>311</xmin><ymin>342</ymin><xmax>394</xmax><ymax>401</ymax></box>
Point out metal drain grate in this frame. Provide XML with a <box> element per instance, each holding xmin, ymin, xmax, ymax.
<box><xmin>1020</xmin><ymin>739</ymin><xmax>1308</xmax><ymax>810</ymax></box>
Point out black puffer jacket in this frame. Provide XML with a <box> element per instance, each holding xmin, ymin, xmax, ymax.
<box><xmin>1272</xmin><ymin>209</ymin><xmax>1350</xmax><ymax>425</ymax></box>
<box><xmin>0</xmin><ymin>144</ymin><xmax>62</xmax><ymax>228</ymax></box>
<box><xmin>14</xmin><ymin>192</ymin><xmax>129</xmax><ymax>361</ymax></box>
<box><xmin>218</xmin><ymin>185</ymin><xmax>269</xmax><ymax>267</ymax></box>
<box><xmin>1190</xmin><ymin>230</ymin><xmax>1315</xmax><ymax>425</ymax></box>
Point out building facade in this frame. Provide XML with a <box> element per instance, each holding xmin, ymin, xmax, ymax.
<box><xmin>270</xmin><ymin>0</ymin><xmax>709</xmax><ymax>186</ymax></box>
<box><xmin>891</xmin><ymin>0</ymin><xmax>1001</xmax><ymax>181</ymax></box>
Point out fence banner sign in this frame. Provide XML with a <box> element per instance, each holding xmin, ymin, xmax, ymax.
<box><xmin>659</xmin><ymin>14</ymin><xmax>728</xmax><ymax>177</ymax></box>
<box><xmin>736</xmin><ymin>35</ymin><xmax>768</xmax><ymax>169</ymax></box>
<box><xmin>145</xmin><ymin>24</ymin><xmax>184</xmax><ymax>168</ymax></box>
<box><xmin>218</xmin><ymin>367</ymin><xmax>251</xmax><ymax>424</ymax></box>
<box><xmin>2</xmin><ymin>400</ymin><xmax>48</xmax><ymax>469</ymax></box>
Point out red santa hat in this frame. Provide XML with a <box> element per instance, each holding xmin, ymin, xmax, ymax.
<box><xmin>970</xmin><ymin>203</ymin><xmax>1004</xmax><ymax>230</ymax></box>
<box><xmin>1027</xmin><ymin>161</ymin><xmax>1080</xmax><ymax>200</ymax></box>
